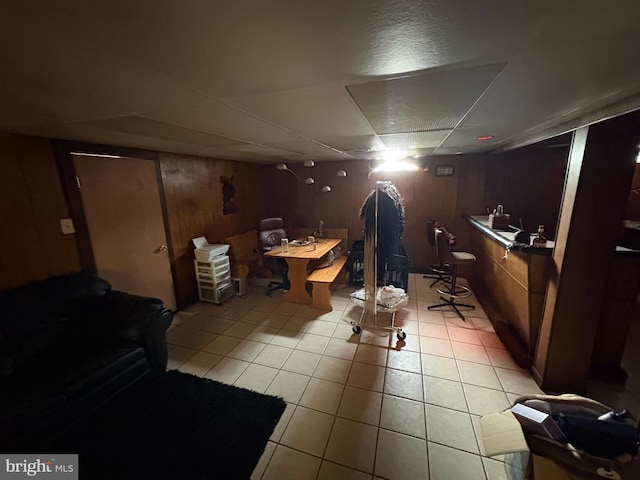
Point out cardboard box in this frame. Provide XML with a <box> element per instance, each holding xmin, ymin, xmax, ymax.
<box><xmin>192</xmin><ymin>236</ymin><xmax>229</xmax><ymax>262</ymax></box>
<box><xmin>479</xmin><ymin>410</ymin><xmax>529</xmax><ymax>457</ymax></box>
<box><xmin>532</xmin><ymin>455</ymin><xmax>584</xmax><ymax>480</ymax></box>
<box><xmin>479</xmin><ymin>409</ymin><xmax>634</xmax><ymax>480</ymax></box>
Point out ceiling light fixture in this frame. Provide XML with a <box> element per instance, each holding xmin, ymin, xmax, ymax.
<box><xmin>276</xmin><ymin>161</ymin><xmax>347</xmax><ymax>190</ymax></box>
<box><xmin>276</xmin><ymin>162</ymin><xmax>303</xmax><ymax>181</ymax></box>
<box><xmin>371</xmin><ymin>157</ymin><xmax>420</xmax><ymax>173</ymax></box>
<box><xmin>379</xmin><ymin>150</ymin><xmax>408</xmax><ymax>162</ymax></box>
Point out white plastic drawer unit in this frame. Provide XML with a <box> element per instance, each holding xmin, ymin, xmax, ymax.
<box><xmin>198</xmin><ymin>283</ymin><xmax>234</xmax><ymax>304</ymax></box>
<box><xmin>194</xmin><ymin>256</ymin><xmax>233</xmax><ymax>304</ymax></box>
<box><xmin>195</xmin><ymin>257</ymin><xmax>229</xmax><ymax>272</ymax></box>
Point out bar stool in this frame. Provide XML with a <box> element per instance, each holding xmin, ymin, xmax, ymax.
<box><xmin>428</xmin><ymin>228</ymin><xmax>476</xmax><ymax>320</ymax></box>
<box><xmin>423</xmin><ymin>220</ymin><xmax>451</xmax><ymax>288</ymax></box>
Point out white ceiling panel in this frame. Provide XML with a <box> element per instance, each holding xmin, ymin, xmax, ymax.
<box><xmin>201</xmin><ymin>144</ymin><xmax>303</xmax><ymax>163</ymax></box>
<box><xmin>1</xmin><ymin>1</ymin><xmax>640</xmax><ymax>162</ymax></box>
<box><xmin>227</xmin><ymin>84</ymin><xmax>375</xmax><ymax>139</ymax></box>
<box><xmin>78</xmin><ymin>117</ymin><xmax>245</xmax><ymax>147</ymax></box>
<box><xmin>315</xmin><ymin>135</ymin><xmax>385</xmax><ymax>153</ymax></box>
<box><xmin>438</xmin><ymin>127</ymin><xmax>500</xmax><ymax>153</ymax></box>
<box><xmin>347</xmin><ymin>63</ymin><xmax>506</xmax><ymax>134</ymax></box>
<box><xmin>379</xmin><ymin>131</ymin><xmax>451</xmax><ymax>150</ymax></box>
<box><xmin>0</xmin><ymin>12</ymin><xmax>210</xmax><ymax>124</ymax></box>
<box><xmin>10</xmin><ymin>1</ymin><xmax>546</xmax><ymax>99</ymax></box>
<box><xmin>142</xmin><ymin>102</ymin><xmax>305</xmax><ymax>145</ymax></box>
<box><xmin>21</xmin><ymin>122</ymin><xmax>225</xmax><ymax>158</ymax></box>
<box><xmin>268</xmin><ymin>140</ymin><xmax>355</xmax><ymax>161</ymax></box>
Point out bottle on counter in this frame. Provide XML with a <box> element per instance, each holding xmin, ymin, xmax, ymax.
<box><xmin>532</xmin><ymin>225</ymin><xmax>547</xmax><ymax>248</ymax></box>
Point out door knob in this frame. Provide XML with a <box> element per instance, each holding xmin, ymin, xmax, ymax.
<box><xmin>155</xmin><ymin>245</ymin><xmax>168</xmax><ymax>253</ymax></box>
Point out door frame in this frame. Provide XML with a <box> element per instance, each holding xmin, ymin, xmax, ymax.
<box><xmin>52</xmin><ymin>140</ymin><xmax>178</xmax><ymax>303</ymax></box>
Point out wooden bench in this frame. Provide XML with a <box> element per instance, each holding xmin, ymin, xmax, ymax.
<box><xmin>306</xmin><ymin>256</ymin><xmax>348</xmax><ymax>311</ymax></box>
<box><xmin>225</xmin><ymin>230</ymin><xmax>261</xmax><ymax>284</ymax></box>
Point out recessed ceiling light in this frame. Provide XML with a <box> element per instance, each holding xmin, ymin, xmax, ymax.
<box><xmin>475</xmin><ymin>135</ymin><xmax>494</xmax><ymax>141</ymax></box>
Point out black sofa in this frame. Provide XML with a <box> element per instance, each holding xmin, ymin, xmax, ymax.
<box><xmin>0</xmin><ymin>272</ymin><xmax>174</xmax><ymax>450</ymax></box>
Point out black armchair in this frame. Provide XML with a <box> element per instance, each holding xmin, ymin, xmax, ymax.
<box><xmin>258</xmin><ymin>218</ymin><xmax>291</xmax><ymax>296</ymax></box>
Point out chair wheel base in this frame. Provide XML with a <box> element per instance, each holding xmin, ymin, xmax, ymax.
<box><xmin>428</xmin><ymin>297</ymin><xmax>475</xmax><ymax>321</ymax></box>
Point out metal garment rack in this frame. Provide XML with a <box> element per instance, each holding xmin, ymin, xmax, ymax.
<box><xmin>350</xmin><ymin>181</ymin><xmax>407</xmax><ymax>341</ymax></box>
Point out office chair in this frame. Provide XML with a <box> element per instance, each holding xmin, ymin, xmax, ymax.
<box><xmin>346</xmin><ymin>241</ymin><xmax>365</xmax><ymax>286</ymax></box>
<box><xmin>258</xmin><ymin>218</ymin><xmax>290</xmax><ymax>296</ymax></box>
<box><xmin>423</xmin><ymin>220</ymin><xmax>452</xmax><ymax>288</ymax></box>
<box><xmin>428</xmin><ymin>228</ymin><xmax>476</xmax><ymax>320</ymax></box>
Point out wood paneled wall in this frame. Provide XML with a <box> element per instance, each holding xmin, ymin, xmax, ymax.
<box><xmin>266</xmin><ymin>158</ymin><xmax>472</xmax><ymax>271</ymax></box>
<box><xmin>479</xmin><ymin>147</ymin><xmax>569</xmax><ymax>240</ymax></box>
<box><xmin>0</xmin><ymin>133</ymin><xmax>81</xmax><ymax>290</ymax></box>
<box><xmin>159</xmin><ymin>152</ymin><xmax>270</xmax><ymax>308</ymax></box>
<box><xmin>0</xmin><ymin>130</ymin><xmax>569</xmax><ymax>306</ymax></box>
<box><xmin>262</xmin><ymin>148</ymin><xmax>568</xmax><ymax>274</ymax></box>
<box><xmin>624</xmin><ymin>164</ymin><xmax>640</xmax><ymax>220</ymax></box>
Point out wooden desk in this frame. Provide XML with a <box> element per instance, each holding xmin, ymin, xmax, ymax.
<box><xmin>265</xmin><ymin>238</ymin><xmax>341</xmax><ymax>304</ymax></box>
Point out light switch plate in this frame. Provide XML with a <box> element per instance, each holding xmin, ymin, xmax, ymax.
<box><xmin>60</xmin><ymin>218</ymin><xmax>75</xmax><ymax>234</ymax></box>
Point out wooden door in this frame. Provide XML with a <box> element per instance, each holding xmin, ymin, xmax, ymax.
<box><xmin>73</xmin><ymin>155</ymin><xmax>176</xmax><ymax>310</ymax></box>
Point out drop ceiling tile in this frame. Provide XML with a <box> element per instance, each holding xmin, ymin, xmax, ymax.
<box><xmin>347</xmin><ymin>63</ymin><xmax>505</xmax><ymax>134</ymax></box>
<box><xmin>0</xmin><ymin>18</ymin><xmax>211</xmax><ymax>124</ymax></box>
<box><xmin>143</xmin><ymin>102</ymin><xmax>305</xmax><ymax>145</ymax></box>
<box><xmin>268</xmin><ymin>140</ymin><xmax>354</xmax><ymax>160</ymax></box>
<box><xmin>378</xmin><ymin>130</ymin><xmax>451</xmax><ymax>150</ymax></box>
<box><xmin>458</xmin><ymin>15</ymin><xmax>640</xmax><ymax>149</ymax></box>
<box><xmin>347</xmin><ymin>148</ymin><xmax>436</xmax><ymax>161</ymax></box>
<box><xmin>316</xmin><ymin>135</ymin><xmax>385</xmax><ymax>153</ymax></box>
<box><xmin>21</xmin><ymin>122</ymin><xmax>219</xmax><ymax>158</ymax></box>
<box><xmin>437</xmin><ymin>127</ymin><xmax>500</xmax><ymax>153</ymax></box>
<box><xmin>3</xmin><ymin>1</ymin><xmax>640</xmax><ymax>159</ymax></box>
<box><xmin>79</xmin><ymin>116</ymin><xmax>244</xmax><ymax>147</ymax></box>
<box><xmin>226</xmin><ymin>84</ymin><xmax>375</xmax><ymax>139</ymax></box>
<box><xmin>199</xmin><ymin>144</ymin><xmax>303</xmax><ymax>163</ymax></box>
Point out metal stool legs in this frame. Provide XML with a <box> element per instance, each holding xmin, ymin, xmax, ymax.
<box><xmin>427</xmin><ymin>265</ymin><xmax>475</xmax><ymax>320</ymax></box>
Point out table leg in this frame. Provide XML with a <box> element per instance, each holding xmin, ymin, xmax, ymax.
<box><xmin>283</xmin><ymin>258</ymin><xmax>312</xmax><ymax>304</ymax></box>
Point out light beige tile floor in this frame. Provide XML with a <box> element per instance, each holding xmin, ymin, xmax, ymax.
<box><xmin>168</xmin><ymin>274</ymin><xmax>638</xmax><ymax>479</ymax></box>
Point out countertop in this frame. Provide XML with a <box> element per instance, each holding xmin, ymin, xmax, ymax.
<box><xmin>464</xmin><ymin>214</ymin><xmax>640</xmax><ymax>257</ymax></box>
<box><xmin>463</xmin><ymin>214</ymin><xmax>554</xmax><ymax>254</ymax></box>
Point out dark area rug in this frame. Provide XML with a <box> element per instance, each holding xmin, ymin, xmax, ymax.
<box><xmin>46</xmin><ymin>370</ymin><xmax>286</xmax><ymax>480</ymax></box>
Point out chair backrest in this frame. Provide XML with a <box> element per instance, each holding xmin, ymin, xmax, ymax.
<box><xmin>427</xmin><ymin>220</ymin><xmax>437</xmax><ymax>246</ymax></box>
<box><xmin>346</xmin><ymin>250</ymin><xmax>364</xmax><ymax>286</ymax></box>
<box><xmin>258</xmin><ymin>218</ymin><xmax>287</xmax><ymax>251</ymax></box>
<box><xmin>434</xmin><ymin>229</ymin><xmax>454</xmax><ymax>265</ymax></box>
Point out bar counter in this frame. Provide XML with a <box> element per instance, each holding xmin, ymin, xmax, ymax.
<box><xmin>464</xmin><ymin>214</ymin><xmax>640</xmax><ymax>377</ymax></box>
<box><xmin>463</xmin><ymin>215</ymin><xmax>552</xmax><ymax>364</ymax></box>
